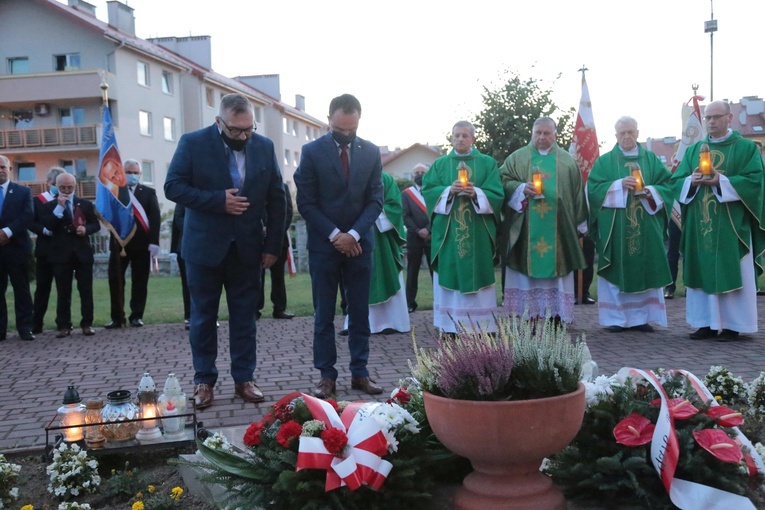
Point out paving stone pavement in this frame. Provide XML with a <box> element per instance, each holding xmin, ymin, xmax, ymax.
<box><xmin>2</xmin><ymin>296</ymin><xmax>764</xmax><ymax>452</ymax></box>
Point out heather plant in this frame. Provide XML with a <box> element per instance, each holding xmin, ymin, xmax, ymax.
<box><xmin>410</xmin><ymin>315</ymin><xmax>586</xmax><ymax>401</ymax></box>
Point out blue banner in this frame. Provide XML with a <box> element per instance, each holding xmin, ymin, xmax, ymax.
<box><xmin>95</xmin><ymin>105</ymin><xmax>134</xmax><ymax>240</ymax></box>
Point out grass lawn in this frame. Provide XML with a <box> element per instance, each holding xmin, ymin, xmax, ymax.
<box><xmin>5</xmin><ymin>261</ymin><xmax>762</xmax><ymax>330</ymax></box>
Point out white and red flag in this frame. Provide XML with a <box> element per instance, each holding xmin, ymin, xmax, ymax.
<box><xmin>569</xmin><ymin>72</ymin><xmax>599</xmax><ymax>183</ymax></box>
<box><xmin>669</xmin><ymin>94</ymin><xmax>706</xmax><ymax>227</ymax></box>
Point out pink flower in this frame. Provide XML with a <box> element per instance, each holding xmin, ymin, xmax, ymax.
<box><xmin>650</xmin><ymin>398</ymin><xmax>699</xmax><ymax>420</ymax></box>
<box><xmin>704</xmin><ymin>406</ymin><xmax>744</xmax><ymax>428</ymax></box>
<box><xmin>693</xmin><ymin>429</ymin><xmax>742</xmax><ymax>463</ymax></box>
<box><xmin>613</xmin><ymin>414</ymin><xmax>655</xmax><ymax>447</ymax></box>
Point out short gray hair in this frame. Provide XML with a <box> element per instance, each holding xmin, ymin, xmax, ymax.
<box><xmin>47</xmin><ymin>167</ymin><xmax>66</xmax><ymax>185</ymax></box>
<box><xmin>614</xmin><ymin>116</ymin><xmax>638</xmax><ymax>131</ymax></box>
<box><xmin>219</xmin><ymin>93</ymin><xmax>254</xmax><ymax>118</ymax></box>
<box><xmin>452</xmin><ymin>121</ymin><xmax>475</xmax><ymax>136</ymax></box>
<box><xmin>533</xmin><ymin>117</ymin><xmax>557</xmax><ymax>133</ymax></box>
<box><xmin>123</xmin><ymin>159</ymin><xmax>141</xmax><ymax>172</ymax></box>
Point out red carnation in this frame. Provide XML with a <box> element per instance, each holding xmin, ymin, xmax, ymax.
<box><xmin>693</xmin><ymin>429</ymin><xmax>743</xmax><ymax>463</ymax></box>
<box><xmin>613</xmin><ymin>413</ymin><xmax>655</xmax><ymax>447</ymax></box>
<box><xmin>705</xmin><ymin>406</ymin><xmax>744</xmax><ymax>428</ymax></box>
<box><xmin>272</xmin><ymin>402</ymin><xmax>293</xmax><ymax>423</ymax></box>
<box><xmin>649</xmin><ymin>398</ymin><xmax>699</xmax><ymax>420</ymax></box>
<box><xmin>325</xmin><ymin>399</ymin><xmax>341</xmax><ymax>413</ymax></box>
<box><xmin>243</xmin><ymin>423</ymin><xmax>263</xmax><ymax>447</ymax></box>
<box><xmin>321</xmin><ymin>427</ymin><xmax>349</xmax><ymax>455</ymax></box>
<box><xmin>276</xmin><ymin>421</ymin><xmax>303</xmax><ymax>448</ymax></box>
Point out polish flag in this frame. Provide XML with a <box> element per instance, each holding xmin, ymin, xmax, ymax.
<box><xmin>669</xmin><ymin>95</ymin><xmax>706</xmax><ymax>226</ymax></box>
<box><xmin>569</xmin><ymin>74</ymin><xmax>600</xmax><ymax>183</ymax></box>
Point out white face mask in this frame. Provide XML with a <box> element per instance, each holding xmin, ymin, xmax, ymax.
<box><xmin>126</xmin><ymin>174</ymin><xmax>140</xmax><ymax>187</ymax></box>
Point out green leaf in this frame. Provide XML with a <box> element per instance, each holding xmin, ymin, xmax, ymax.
<box><xmin>195</xmin><ymin>439</ymin><xmax>271</xmax><ymax>482</ymax></box>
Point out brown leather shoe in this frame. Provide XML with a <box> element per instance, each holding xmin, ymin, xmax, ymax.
<box><xmin>56</xmin><ymin>328</ymin><xmax>72</xmax><ymax>338</ymax></box>
<box><xmin>313</xmin><ymin>378</ymin><xmax>336</xmax><ymax>399</ymax></box>
<box><xmin>351</xmin><ymin>376</ymin><xmax>383</xmax><ymax>395</ymax></box>
<box><xmin>82</xmin><ymin>327</ymin><xmax>96</xmax><ymax>336</ymax></box>
<box><xmin>235</xmin><ymin>381</ymin><xmax>265</xmax><ymax>403</ymax></box>
<box><xmin>194</xmin><ymin>383</ymin><xmax>214</xmax><ymax>409</ymax></box>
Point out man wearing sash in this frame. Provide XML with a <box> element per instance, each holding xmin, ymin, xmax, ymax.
<box><xmin>346</xmin><ymin>172</ymin><xmax>409</xmax><ymax>334</ymax></box>
<box><xmin>422</xmin><ymin>121</ymin><xmax>503</xmax><ymax>333</ymax></box>
<box><xmin>587</xmin><ymin>117</ymin><xmax>673</xmax><ymax>332</ymax></box>
<box><xmin>401</xmin><ymin>164</ymin><xmax>431</xmax><ymax>313</ymax></box>
<box><xmin>499</xmin><ymin>117</ymin><xmax>587</xmax><ymax>324</ymax></box>
<box><xmin>671</xmin><ymin>100</ymin><xmax>765</xmax><ymax>341</ymax></box>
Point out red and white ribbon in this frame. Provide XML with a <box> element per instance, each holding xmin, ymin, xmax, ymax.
<box><xmin>617</xmin><ymin>367</ymin><xmax>758</xmax><ymax>510</ymax></box>
<box><xmin>296</xmin><ymin>394</ymin><xmax>392</xmax><ymax>492</ymax></box>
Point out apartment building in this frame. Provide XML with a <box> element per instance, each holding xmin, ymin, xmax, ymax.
<box><xmin>0</xmin><ymin>0</ymin><xmax>327</xmax><ymax>209</ymax></box>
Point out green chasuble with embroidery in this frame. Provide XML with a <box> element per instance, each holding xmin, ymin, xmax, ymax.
<box><xmin>670</xmin><ymin>131</ymin><xmax>765</xmax><ymax>294</ymax></box>
<box><xmin>499</xmin><ymin>142</ymin><xmax>586</xmax><ymax>278</ymax></box>
<box><xmin>588</xmin><ymin>143</ymin><xmax>673</xmax><ymax>293</ymax></box>
<box><xmin>370</xmin><ymin>172</ymin><xmax>406</xmax><ymax>304</ymax></box>
<box><xmin>422</xmin><ymin>148</ymin><xmax>504</xmax><ymax>293</ymax></box>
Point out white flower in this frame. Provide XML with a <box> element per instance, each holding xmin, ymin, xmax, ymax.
<box><xmin>584</xmin><ymin>374</ymin><xmax>619</xmax><ymax>406</ymax></box>
<box><xmin>8</xmin><ymin>487</ymin><xmax>18</xmax><ymax>498</ymax></box>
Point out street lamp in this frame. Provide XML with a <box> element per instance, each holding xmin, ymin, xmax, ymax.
<box><xmin>704</xmin><ymin>0</ymin><xmax>718</xmax><ymax>100</ymax></box>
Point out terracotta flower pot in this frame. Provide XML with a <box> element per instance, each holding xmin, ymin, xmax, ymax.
<box><xmin>423</xmin><ymin>382</ymin><xmax>585</xmax><ymax>510</ymax></box>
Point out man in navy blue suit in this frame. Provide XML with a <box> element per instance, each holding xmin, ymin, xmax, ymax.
<box><xmin>165</xmin><ymin>93</ymin><xmax>286</xmax><ymax>409</ymax></box>
<box><xmin>0</xmin><ymin>155</ymin><xmax>34</xmax><ymax>341</ymax></box>
<box><xmin>295</xmin><ymin>94</ymin><xmax>384</xmax><ymax>399</ymax></box>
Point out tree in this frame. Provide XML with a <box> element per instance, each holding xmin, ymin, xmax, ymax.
<box><xmin>473</xmin><ymin>71</ymin><xmax>575</xmax><ymax>164</ymax></box>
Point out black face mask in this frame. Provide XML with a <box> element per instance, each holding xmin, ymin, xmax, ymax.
<box><xmin>332</xmin><ymin>130</ymin><xmax>356</xmax><ymax>145</ymax></box>
<box><xmin>414</xmin><ymin>175</ymin><xmax>423</xmax><ymax>186</ymax></box>
<box><xmin>222</xmin><ymin>130</ymin><xmax>247</xmax><ymax>152</ymax></box>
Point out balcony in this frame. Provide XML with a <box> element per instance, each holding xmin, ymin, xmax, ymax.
<box><xmin>20</xmin><ymin>180</ymin><xmax>96</xmax><ymax>200</ymax></box>
<box><xmin>0</xmin><ymin>125</ymin><xmax>98</xmax><ymax>150</ymax></box>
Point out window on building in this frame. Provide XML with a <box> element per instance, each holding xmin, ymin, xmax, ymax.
<box><xmin>163</xmin><ymin>117</ymin><xmax>175</xmax><ymax>141</ymax></box>
<box><xmin>137</xmin><ymin>61</ymin><xmax>150</xmax><ymax>87</ymax></box>
<box><xmin>139</xmin><ymin>110</ymin><xmax>152</xmax><ymax>136</ymax></box>
<box><xmin>284</xmin><ymin>149</ymin><xmax>290</xmax><ymax>166</ymax></box>
<box><xmin>292</xmin><ymin>120</ymin><xmax>298</xmax><ymax>137</ymax></box>
<box><xmin>54</xmin><ymin>53</ymin><xmax>80</xmax><ymax>71</ymax></box>
<box><xmin>283</xmin><ymin>118</ymin><xmax>289</xmax><ymax>134</ymax></box>
<box><xmin>12</xmin><ymin>110</ymin><xmax>33</xmax><ymax>129</ymax></box>
<box><xmin>161</xmin><ymin>70</ymin><xmax>173</xmax><ymax>94</ymax></box>
<box><xmin>293</xmin><ymin>151</ymin><xmax>300</xmax><ymax>167</ymax></box>
<box><xmin>206</xmin><ymin>87</ymin><xmax>214</xmax><ymax>107</ymax></box>
<box><xmin>60</xmin><ymin>160</ymin><xmax>74</xmax><ymax>174</ymax></box>
<box><xmin>253</xmin><ymin>106</ymin><xmax>262</xmax><ymax>124</ymax></box>
<box><xmin>8</xmin><ymin>57</ymin><xmax>29</xmax><ymax>74</ymax></box>
<box><xmin>141</xmin><ymin>161</ymin><xmax>154</xmax><ymax>183</ymax></box>
<box><xmin>17</xmin><ymin>163</ymin><xmax>36</xmax><ymax>181</ymax></box>
<box><xmin>75</xmin><ymin>159</ymin><xmax>87</xmax><ymax>179</ymax></box>
<box><xmin>59</xmin><ymin>107</ymin><xmax>85</xmax><ymax>127</ymax></box>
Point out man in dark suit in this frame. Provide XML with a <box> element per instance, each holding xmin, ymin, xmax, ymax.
<box><xmin>257</xmin><ymin>182</ymin><xmax>295</xmax><ymax>320</ymax></box>
<box><xmin>401</xmin><ymin>163</ymin><xmax>432</xmax><ymax>313</ymax></box>
<box><xmin>105</xmin><ymin>159</ymin><xmax>161</xmax><ymax>329</ymax></box>
<box><xmin>41</xmin><ymin>173</ymin><xmax>100</xmax><ymax>338</ymax></box>
<box><xmin>29</xmin><ymin>166</ymin><xmax>66</xmax><ymax>335</ymax></box>
<box><xmin>0</xmin><ymin>155</ymin><xmax>35</xmax><ymax>341</ymax></box>
<box><xmin>165</xmin><ymin>93</ymin><xmax>286</xmax><ymax>409</ymax></box>
<box><xmin>294</xmin><ymin>93</ymin><xmax>384</xmax><ymax>399</ymax></box>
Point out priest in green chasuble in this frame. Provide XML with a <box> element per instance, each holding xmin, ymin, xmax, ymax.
<box><xmin>671</xmin><ymin>100</ymin><xmax>765</xmax><ymax>341</ymax></box>
<box><xmin>345</xmin><ymin>172</ymin><xmax>410</xmax><ymax>334</ymax></box>
<box><xmin>499</xmin><ymin>117</ymin><xmax>587</xmax><ymax>323</ymax></box>
<box><xmin>422</xmin><ymin>121</ymin><xmax>504</xmax><ymax>333</ymax></box>
<box><xmin>587</xmin><ymin>116</ymin><xmax>673</xmax><ymax>333</ymax></box>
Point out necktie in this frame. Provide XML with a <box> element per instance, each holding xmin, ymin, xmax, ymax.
<box><xmin>228</xmin><ymin>149</ymin><xmax>242</xmax><ymax>189</ymax></box>
<box><xmin>340</xmin><ymin>144</ymin><xmax>350</xmax><ymax>181</ymax></box>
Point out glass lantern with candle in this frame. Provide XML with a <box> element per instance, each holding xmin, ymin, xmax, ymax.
<box><xmin>699</xmin><ymin>143</ymin><xmax>712</xmax><ymax>179</ymax></box>
<box><xmin>136</xmin><ymin>372</ymin><xmax>162</xmax><ymax>443</ymax></box>
<box><xmin>531</xmin><ymin>166</ymin><xmax>545</xmax><ymax>199</ymax></box>
<box><xmin>457</xmin><ymin>161</ymin><xmax>469</xmax><ymax>186</ymax></box>
<box><xmin>158</xmin><ymin>373</ymin><xmax>187</xmax><ymax>438</ymax></box>
<box><xmin>629</xmin><ymin>163</ymin><xmax>646</xmax><ymax>196</ymax></box>
<box><xmin>58</xmin><ymin>385</ymin><xmax>86</xmax><ymax>443</ymax></box>
<box><xmin>100</xmin><ymin>389</ymin><xmax>140</xmax><ymax>442</ymax></box>
<box><xmin>84</xmin><ymin>398</ymin><xmax>105</xmax><ymax>449</ymax></box>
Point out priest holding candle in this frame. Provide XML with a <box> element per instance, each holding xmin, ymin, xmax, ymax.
<box><xmin>671</xmin><ymin>100</ymin><xmax>765</xmax><ymax>341</ymax></box>
<box><xmin>587</xmin><ymin>116</ymin><xmax>673</xmax><ymax>333</ymax></box>
<box><xmin>421</xmin><ymin>121</ymin><xmax>503</xmax><ymax>334</ymax></box>
<box><xmin>499</xmin><ymin>117</ymin><xmax>587</xmax><ymax>324</ymax></box>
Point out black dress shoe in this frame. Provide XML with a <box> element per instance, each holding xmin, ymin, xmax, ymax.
<box><xmin>582</xmin><ymin>296</ymin><xmax>596</xmax><ymax>305</ymax></box>
<box><xmin>273</xmin><ymin>311</ymin><xmax>295</xmax><ymax>319</ymax></box>
<box><xmin>184</xmin><ymin>319</ymin><xmax>190</xmax><ymax>330</ymax></box>
<box><xmin>717</xmin><ymin>329</ymin><xmax>740</xmax><ymax>342</ymax></box>
<box><xmin>408</xmin><ymin>305</ymin><xmax>417</xmax><ymax>313</ymax></box>
<box><xmin>664</xmin><ymin>289</ymin><xmax>675</xmax><ymax>299</ymax></box>
<box><xmin>256</xmin><ymin>311</ymin><xmax>262</xmax><ymax>320</ymax></box>
<box><xmin>630</xmin><ymin>324</ymin><xmax>654</xmax><ymax>333</ymax></box>
<box><xmin>56</xmin><ymin>328</ymin><xmax>72</xmax><ymax>338</ymax></box>
<box><xmin>689</xmin><ymin>327</ymin><xmax>717</xmax><ymax>340</ymax></box>
<box><xmin>82</xmin><ymin>326</ymin><xmax>96</xmax><ymax>336</ymax></box>
<box><xmin>32</xmin><ymin>325</ymin><xmax>43</xmax><ymax>335</ymax></box>
<box><xmin>104</xmin><ymin>320</ymin><xmax>125</xmax><ymax>329</ymax></box>
<box><xmin>129</xmin><ymin>318</ymin><xmax>143</xmax><ymax>327</ymax></box>
<box><xmin>0</xmin><ymin>333</ymin><xmax>6</xmax><ymax>342</ymax></box>
<box><xmin>606</xmin><ymin>325</ymin><xmax>625</xmax><ymax>333</ymax></box>
<box><xmin>18</xmin><ymin>331</ymin><xmax>35</xmax><ymax>341</ymax></box>
<box><xmin>338</xmin><ymin>329</ymin><xmax>349</xmax><ymax>336</ymax></box>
